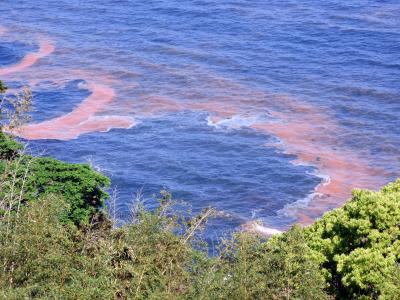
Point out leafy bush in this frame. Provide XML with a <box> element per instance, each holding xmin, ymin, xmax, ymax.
<box><xmin>25</xmin><ymin>156</ymin><xmax>111</xmax><ymax>224</ymax></box>
<box><xmin>0</xmin><ymin>195</ymin><xmax>117</xmax><ymax>299</ymax></box>
<box><xmin>0</xmin><ymin>133</ymin><xmax>110</xmax><ymax>224</ymax></box>
<box><xmin>305</xmin><ymin>180</ymin><xmax>400</xmax><ymax>299</ymax></box>
<box><xmin>210</xmin><ymin>226</ymin><xmax>330</xmax><ymax>300</ymax></box>
<box><xmin>0</xmin><ymin>131</ymin><xmax>23</xmax><ymax>159</ymax></box>
<box><xmin>106</xmin><ymin>194</ymin><xmax>212</xmax><ymax>299</ymax></box>
<box><xmin>0</xmin><ymin>192</ymin><xmax>212</xmax><ymax>299</ymax></box>
<box><xmin>0</xmin><ymin>187</ymin><xmax>331</xmax><ymax>300</ymax></box>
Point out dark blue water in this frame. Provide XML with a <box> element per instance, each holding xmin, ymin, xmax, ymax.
<box><xmin>28</xmin><ymin>112</ymin><xmax>320</xmax><ymax>228</ymax></box>
<box><xmin>0</xmin><ymin>0</ymin><xmax>399</xmax><ymax>234</ymax></box>
<box><xmin>0</xmin><ymin>42</ymin><xmax>35</xmax><ymax>66</ymax></box>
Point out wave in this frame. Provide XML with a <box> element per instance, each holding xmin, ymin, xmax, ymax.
<box><xmin>278</xmin><ymin>172</ymin><xmax>330</xmax><ymax>224</ymax></box>
<box><xmin>242</xmin><ymin>220</ymin><xmax>283</xmax><ymax>236</ymax></box>
<box><xmin>206</xmin><ymin>114</ymin><xmax>264</xmax><ymax>129</ymax></box>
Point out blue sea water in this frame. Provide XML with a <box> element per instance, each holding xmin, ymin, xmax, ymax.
<box><xmin>0</xmin><ymin>0</ymin><xmax>399</xmax><ymax>235</ymax></box>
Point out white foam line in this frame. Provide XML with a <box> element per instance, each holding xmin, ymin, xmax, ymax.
<box><xmin>242</xmin><ymin>220</ymin><xmax>283</xmax><ymax>236</ymax></box>
<box><xmin>206</xmin><ymin>113</ymin><xmax>273</xmax><ymax>130</ymax></box>
<box><xmin>278</xmin><ymin>171</ymin><xmax>331</xmax><ymax>218</ymax></box>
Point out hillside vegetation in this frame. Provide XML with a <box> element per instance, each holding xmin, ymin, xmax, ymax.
<box><xmin>0</xmin><ymin>80</ymin><xmax>398</xmax><ymax>299</ymax></box>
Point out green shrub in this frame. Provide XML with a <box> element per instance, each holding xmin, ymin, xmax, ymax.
<box><xmin>305</xmin><ymin>180</ymin><xmax>400</xmax><ymax>299</ymax></box>
<box><xmin>0</xmin><ymin>132</ymin><xmax>23</xmax><ymax>160</ymax></box>
<box><xmin>1</xmin><ymin>176</ymin><xmax>399</xmax><ymax>299</ymax></box>
<box><xmin>211</xmin><ymin>226</ymin><xmax>330</xmax><ymax>300</ymax></box>
<box><xmin>0</xmin><ymin>155</ymin><xmax>110</xmax><ymax>224</ymax></box>
<box><xmin>0</xmin><ymin>192</ymin><xmax>212</xmax><ymax>299</ymax></box>
<box><xmin>25</xmin><ymin>156</ymin><xmax>111</xmax><ymax>224</ymax></box>
<box><xmin>0</xmin><ymin>133</ymin><xmax>110</xmax><ymax>224</ymax></box>
<box><xmin>107</xmin><ymin>195</ymin><xmax>211</xmax><ymax>299</ymax></box>
<box><xmin>0</xmin><ymin>195</ymin><xmax>116</xmax><ymax>299</ymax></box>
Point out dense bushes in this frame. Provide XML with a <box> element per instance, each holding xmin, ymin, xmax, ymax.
<box><xmin>305</xmin><ymin>180</ymin><xmax>400</xmax><ymax>299</ymax></box>
<box><xmin>211</xmin><ymin>226</ymin><xmax>329</xmax><ymax>299</ymax></box>
<box><xmin>0</xmin><ymin>196</ymin><xmax>117</xmax><ymax>299</ymax></box>
<box><xmin>0</xmin><ymin>131</ymin><xmax>23</xmax><ymax>160</ymax></box>
<box><xmin>0</xmin><ymin>192</ymin><xmax>212</xmax><ymax>299</ymax></box>
<box><xmin>0</xmin><ymin>133</ymin><xmax>110</xmax><ymax>224</ymax></box>
<box><xmin>24</xmin><ymin>156</ymin><xmax>110</xmax><ymax>223</ymax></box>
<box><xmin>0</xmin><ymin>193</ymin><xmax>330</xmax><ymax>299</ymax></box>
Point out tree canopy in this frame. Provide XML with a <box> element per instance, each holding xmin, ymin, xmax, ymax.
<box><xmin>0</xmin><ymin>133</ymin><xmax>110</xmax><ymax>224</ymax></box>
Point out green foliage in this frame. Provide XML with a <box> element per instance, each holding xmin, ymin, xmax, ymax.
<box><xmin>0</xmin><ymin>189</ymin><xmax>328</xmax><ymax>300</ymax></box>
<box><xmin>1</xmin><ymin>175</ymin><xmax>399</xmax><ymax>299</ymax></box>
<box><xmin>107</xmin><ymin>196</ymin><xmax>211</xmax><ymax>299</ymax></box>
<box><xmin>0</xmin><ymin>155</ymin><xmax>110</xmax><ymax>224</ymax></box>
<box><xmin>0</xmin><ymin>132</ymin><xmax>23</xmax><ymax>160</ymax></box>
<box><xmin>25</xmin><ymin>156</ymin><xmax>111</xmax><ymax>224</ymax></box>
<box><xmin>0</xmin><ymin>195</ymin><xmax>116</xmax><ymax>299</ymax></box>
<box><xmin>0</xmin><ymin>133</ymin><xmax>110</xmax><ymax>224</ymax></box>
<box><xmin>0</xmin><ymin>193</ymin><xmax>212</xmax><ymax>299</ymax></box>
<box><xmin>305</xmin><ymin>180</ymin><xmax>400</xmax><ymax>299</ymax></box>
<box><xmin>211</xmin><ymin>226</ymin><xmax>330</xmax><ymax>300</ymax></box>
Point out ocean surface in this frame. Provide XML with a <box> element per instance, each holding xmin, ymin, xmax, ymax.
<box><xmin>0</xmin><ymin>0</ymin><xmax>399</xmax><ymax>237</ymax></box>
